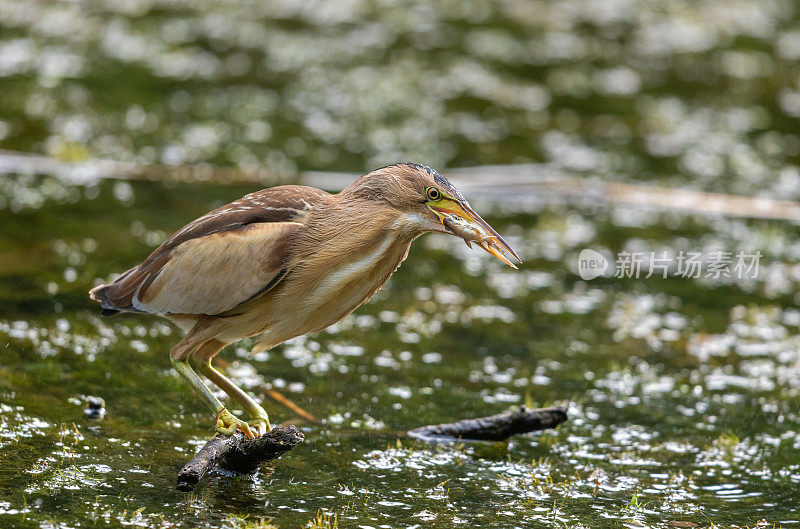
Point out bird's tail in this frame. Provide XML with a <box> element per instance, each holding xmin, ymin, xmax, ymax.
<box><xmin>89</xmin><ymin>284</ymin><xmax>121</xmax><ymax>316</ymax></box>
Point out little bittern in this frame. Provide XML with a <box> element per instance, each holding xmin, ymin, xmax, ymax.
<box><xmin>90</xmin><ymin>163</ymin><xmax>520</xmax><ymax>438</ymax></box>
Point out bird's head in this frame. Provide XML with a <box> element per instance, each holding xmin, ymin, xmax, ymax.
<box><xmin>346</xmin><ymin>163</ymin><xmax>521</xmax><ymax>268</ymax></box>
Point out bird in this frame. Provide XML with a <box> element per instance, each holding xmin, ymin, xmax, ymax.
<box><xmin>89</xmin><ymin>163</ymin><xmax>520</xmax><ymax>439</ymax></box>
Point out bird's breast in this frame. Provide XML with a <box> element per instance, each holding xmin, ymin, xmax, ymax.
<box><xmin>240</xmin><ymin>206</ymin><xmax>423</xmax><ymax>350</ymax></box>
<box><xmin>276</xmin><ymin>230</ymin><xmax>413</xmax><ymax>335</ymax></box>
<box><xmin>303</xmin><ymin>235</ymin><xmax>396</xmax><ymax>307</ymax></box>
<box><xmin>306</xmin><ymin>234</ymin><xmax>406</xmax><ymax>315</ymax></box>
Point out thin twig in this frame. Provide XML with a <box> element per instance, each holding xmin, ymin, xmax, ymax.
<box><xmin>263</xmin><ymin>389</ymin><xmax>317</xmax><ymax>423</ymax></box>
<box><xmin>212</xmin><ymin>358</ymin><xmax>318</xmax><ymax>423</ymax></box>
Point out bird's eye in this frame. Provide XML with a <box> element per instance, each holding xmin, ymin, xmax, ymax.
<box><xmin>425</xmin><ymin>187</ymin><xmax>441</xmax><ymax>201</ymax></box>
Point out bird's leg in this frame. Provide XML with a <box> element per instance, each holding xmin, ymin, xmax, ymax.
<box><xmin>170</xmin><ymin>339</ymin><xmax>255</xmax><ymax>439</ymax></box>
<box><xmin>170</xmin><ymin>357</ymin><xmax>256</xmax><ymax>439</ymax></box>
<box><xmin>195</xmin><ymin>361</ymin><xmax>271</xmax><ymax>436</ymax></box>
<box><xmin>193</xmin><ymin>339</ymin><xmax>271</xmax><ymax>437</ymax></box>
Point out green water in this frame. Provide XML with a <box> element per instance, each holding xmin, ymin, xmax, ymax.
<box><xmin>4</xmin><ymin>0</ymin><xmax>800</xmax><ymax>527</ymax></box>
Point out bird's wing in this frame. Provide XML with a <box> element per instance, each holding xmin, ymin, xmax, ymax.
<box><xmin>91</xmin><ymin>185</ymin><xmax>329</xmax><ymax>315</ymax></box>
<box><xmin>132</xmin><ymin>221</ymin><xmax>301</xmax><ymax>315</ymax></box>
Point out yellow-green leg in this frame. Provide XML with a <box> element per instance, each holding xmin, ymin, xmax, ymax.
<box><xmin>193</xmin><ymin>339</ymin><xmax>270</xmax><ymax>437</ymax></box>
<box><xmin>195</xmin><ymin>360</ymin><xmax>271</xmax><ymax>436</ymax></box>
<box><xmin>170</xmin><ymin>357</ymin><xmax>256</xmax><ymax>439</ymax></box>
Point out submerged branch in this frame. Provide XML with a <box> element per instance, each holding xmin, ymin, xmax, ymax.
<box><xmin>176</xmin><ymin>425</ymin><xmax>304</xmax><ymax>492</ymax></box>
<box><xmin>5</xmin><ymin>149</ymin><xmax>800</xmax><ymax>223</ymax></box>
<box><xmin>407</xmin><ymin>406</ymin><xmax>567</xmax><ymax>442</ymax></box>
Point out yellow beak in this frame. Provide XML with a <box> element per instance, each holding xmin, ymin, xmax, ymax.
<box><xmin>428</xmin><ymin>198</ymin><xmax>522</xmax><ymax>269</ymax></box>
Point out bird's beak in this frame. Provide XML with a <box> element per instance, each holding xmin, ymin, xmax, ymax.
<box><xmin>428</xmin><ymin>198</ymin><xmax>522</xmax><ymax>269</ymax></box>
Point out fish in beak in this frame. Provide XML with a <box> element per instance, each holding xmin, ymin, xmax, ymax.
<box><xmin>428</xmin><ymin>197</ymin><xmax>522</xmax><ymax>269</ymax></box>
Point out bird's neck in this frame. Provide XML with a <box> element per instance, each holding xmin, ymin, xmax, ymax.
<box><xmin>295</xmin><ymin>196</ymin><xmax>421</xmax><ymax>271</ymax></box>
<box><xmin>285</xmin><ymin>197</ymin><xmax>420</xmax><ymax>324</ymax></box>
<box><xmin>327</xmin><ymin>194</ymin><xmax>423</xmax><ymax>238</ymax></box>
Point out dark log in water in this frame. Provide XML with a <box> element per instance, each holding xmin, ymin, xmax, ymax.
<box><xmin>176</xmin><ymin>425</ymin><xmax>304</xmax><ymax>492</ymax></box>
<box><xmin>176</xmin><ymin>407</ymin><xmax>566</xmax><ymax>491</ymax></box>
<box><xmin>407</xmin><ymin>406</ymin><xmax>567</xmax><ymax>442</ymax></box>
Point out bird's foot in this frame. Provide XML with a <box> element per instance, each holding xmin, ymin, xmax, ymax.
<box><xmin>247</xmin><ymin>416</ymin><xmax>271</xmax><ymax>437</ymax></box>
<box><xmin>214</xmin><ymin>408</ymin><xmax>256</xmax><ymax>439</ymax></box>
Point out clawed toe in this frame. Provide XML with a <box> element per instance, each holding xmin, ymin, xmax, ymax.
<box><xmin>248</xmin><ymin>416</ymin><xmax>271</xmax><ymax>437</ymax></box>
<box><xmin>215</xmin><ymin>408</ymin><xmax>256</xmax><ymax>439</ymax></box>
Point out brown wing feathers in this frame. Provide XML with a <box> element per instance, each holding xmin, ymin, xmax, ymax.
<box><xmin>90</xmin><ymin>185</ymin><xmax>328</xmax><ymax>316</ymax></box>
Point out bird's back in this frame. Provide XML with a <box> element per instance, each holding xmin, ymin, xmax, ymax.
<box><xmin>89</xmin><ymin>185</ymin><xmax>330</xmax><ymax>317</ymax></box>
